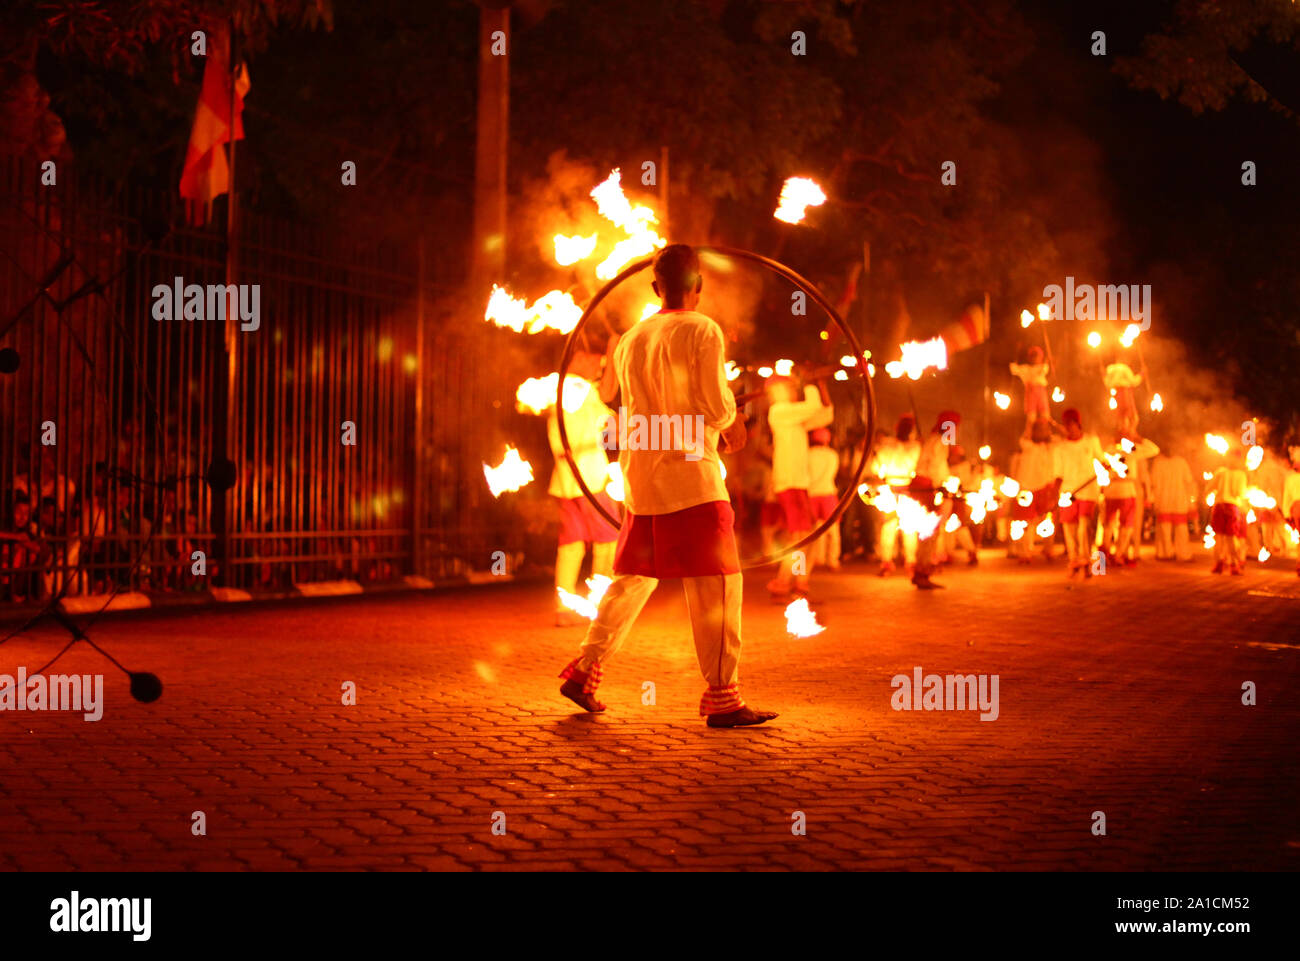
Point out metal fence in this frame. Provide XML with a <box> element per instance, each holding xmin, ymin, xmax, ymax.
<box><xmin>0</xmin><ymin>157</ymin><xmax>518</xmax><ymax>605</ymax></box>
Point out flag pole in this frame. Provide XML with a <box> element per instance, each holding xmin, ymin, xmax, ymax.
<box><xmin>214</xmin><ymin>16</ymin><xmax>240</xmax><ymax>586</ymax></box>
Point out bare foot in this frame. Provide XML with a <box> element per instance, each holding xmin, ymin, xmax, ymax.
<box><xmin>707</xmin><ymin>706</ymin><xmax>779</xmax><ymax>728</ymax></box>
<box><xmin>560</xmin><ymin>679</ymin><xmax>606</xmax><ymax>713</ymax></box>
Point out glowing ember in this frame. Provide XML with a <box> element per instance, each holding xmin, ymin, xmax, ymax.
<box><xmin>1202</xmin><ymin>471</ymin><xmax>1213</xmax><ymax>481</ymax></box>
<box><xmin>557</xmin><ymin>574</ymin><xmax>613</xmax><ymax>621</ymax></box>
<box><xmin>1000</xmin><ymin>477</ymin><xmax>1021</xmax><ymax>497</ymax></box>
<box><xmin>840</xmin><ymin>354</ymin><xmax>857</xmax><ymax>367</ymax></box>
<box><xmin>775</xmin><ymin>358</ymin><xmax>795</xmax><ymax>376</ymax></box>
<box><xmin>884</xmin><ymin>360</ymin><xmax>904</xmax><ymax>379</ymax></box>
<box><xmin>978</xmin><ymin>445</ymin><xmax>991</xmax><ymax>460</ymax></box>
<box><xmin>485</xmin><ymin>284</ymin><xmax>582</xmax><ymax>335</ymax></box>
<box><xmin>1058</xmin><ymin>491</ymin><xmax>1073</xmax><ymax>508</ymax></box>
<box><xmin>944</xmin><ymin>476</ymin><xmax>961</xmax><ymax>494</ymax></box>
<box><xmin>867</xmin><ymin>363</ymin><xmax>876</xmax><ymax>377</ymax></box>
<box><xmin>1052</xmin><ymin>387</ymin><xmax>1065</xmax><ymax>402</ymax></box>
<box><xmin>834</xmin><ymin>370</ymin><xmax>848</xmax><ymax>381</ymax></box>
<box><xmin>896</xmin><ymin>337</ymin><xmax>948</xmax><ymax>380</ymax></box>
<box><xmin>994</xmin><ymin>392</ymin><xmax>1011</xmax><ymax>410</ymax></box>
<box><xmin>1037</xmin><ymin>303</ymin><xmax>1052</xmax><ymax>321</ymax></box>
<box><xmin>784</xmin><ymin>597</ymin><xmax>826</xmax><ymax>637</ymax></box>
<box><xmin>724</xmin><ymin>360</ymin><xmax>741</xmax><ymax>382</ymax></box>
<box><xmin>1010</xmin><ymin>520</ymin><xmax>1028</xmax><ymax>541</ymax></box>
<box><xmin>590</xmin><ymin>168</ymin><xmax>666</xmax><ymax>279</ymax></box>
<box><xmin>1245</xmin><ymin>488</ymin><xmax>1276</xmax><ymax>510</ymax></box>
<box><xmin>1246</xmin><ymin>445</ymin><xmax>1264</xmax><ymax>471</ymax></box>
<box><xmin>944</xmin><ymin>514</ymin><xmax>962</xmax><ymax>534</ymax></box>
<box><xmin>1087</xmin><ymin>331</ymin><xmax>1101</xmax><ymax>349</ymax></box>
<box><xmin>1205</xmin><ymin>433</ymin><xmax>1229</xmax><ymax>456</ymax></box>
<box><xmin>756</xmin><ymin>365</ymin><xmax>774</xmax><ymax>378</ymax></box>
<box><xmin>1016</xmin><ymin>490</ymin><xmax>1034</xmax><ymax>508</ymax></box>
<box><xmin>1020</xmin><ymin>309</ymin><xmax>1034</xmax><ymax>328</ymax></box>
<box><xmin>1108</xmin><ymin>397</ymin><xmax>1118</xmax><ymax>410</ymax></box>
<box><xmin>1119</xmin><ymin>323</ymin><xmax>1141</xmax><ymax>348</ymax></box>
<box><xmin>773</xmin><ymin>176</ymin><xmax>827</xmax><ymax>224</ymax></box>
<box><xmin>515</xmin><ymin>373</ymin><xmax>592</xmax><ymax>415</ymax></box>
<box><xmin>483</xmin><ymin>446</ymin><xmax>534</xmax><ymax>497</ymax></box>
<box><xmin>1291</xmin><ymin>528</ymin><xmax>1300</xmax><ymax>546</ymax></box>
<box><xmin>1150</xmin><ymin>393</ymin><xmax>1164</xmax><ymax>412</ymax></box>
<box><xmin>1258</xmin><ymin>547</ymin><xmax>1270</xmax><ymax>562</ymax></box>
<box><xmin>1093</xmin><ymin>459</ymin><xmax>1111</xmax><ymax>488</ymax></box>
<box><xmin>554</xmin><ymin>233</ymin><xmax>598</xmax><ymax>266</ymax></box>
<box><xmin>1036</xmin><ymin>516</ymin><xmax>1055</xmax><ymax>538</ymax></box>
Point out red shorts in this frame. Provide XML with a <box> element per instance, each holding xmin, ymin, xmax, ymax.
<box><xmin>809</xmin><ymin>493</ymin><xmax>837</xmax><ymax>524</ymax></box>
<box><xmin>1013</xmin><ymin>485</ymin><xmax>1055</xmax><ymax>521</ymax></box>
<box><xmin>1060</xmin><ymin>498</ymin><xmax>1098</xmax><ymax>523</ymax></box>
<box><xmin>1024</xmin><ymin>384</ymin><xmax>1049</xmax><ymax>417</ymax></box>
<box><xmin>1157</xmin><ymin>511</ymin><xmax>1190</xmax><ymax>524</ymax></box>
<box><xmin>613</xmin><ymin>501</ymin><xmax>741</xmax><ymax>578</ymax></box>
<box><xmin>775</xmin><ymin>489</ymin><xmax>813</xmax><ymax>533</ymax></box>
<box><xmin>1210</xmin><ymin>502</ymin><xmax>1245</xmax><ymax>537</ymax></box>
<box><xmin>557</xmin><ymin>493</ymin><xmax>620</xmax><ymax>545</ymax></box>
<box><xmin>1104</xmin><ymin>497</ymin><xmax>1136</xmax><ymax>525</ymax></box>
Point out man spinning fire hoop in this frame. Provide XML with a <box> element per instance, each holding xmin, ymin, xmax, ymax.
<box><xmin>557</xmin><ymin>244</ymin><xmax>779</xmax><ymax>728</ymax></box>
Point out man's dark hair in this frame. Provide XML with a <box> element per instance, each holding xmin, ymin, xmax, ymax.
<box><xmin>652</xmin><ymin>244</ymin><xmax>700</xmax><ymax>299</ymax></box>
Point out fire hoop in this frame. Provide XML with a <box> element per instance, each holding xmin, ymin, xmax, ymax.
<box><xmin>557</xmin><ymin>246</ymin><xmax>877</xmax><ymax>570</ymax></box>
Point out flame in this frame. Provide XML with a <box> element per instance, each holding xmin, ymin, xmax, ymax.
<box><xmin>1052</xmin><ymin>387</ymin><xmax>1065</xmax><ymax>403</ymax></box>
<box><xmin>994</xmin><ymin>391</ymin><xmax>1010</xmax><ymax>410</ymax></box>
<box><xmin>784</xmin><ymin>597</ymin><xmax>826</xmax><ymax>637</ymax></box>
<box><xmin>724</xmin><ymin>360</ymin><xmax>742</xmax><ymax>382</ymax></box>
<box><xmin>1202</xmin><ymin>471</ymin><xmax>1213</xmax><ymax>481</ymax></box>
<box><xmin>756</xmin><ymin>365</ymin><xmax>774</xmax><ymax>377</ymax></box>
<box><xmin>840</xmin><ymin>354</ymin><xmax>857</xmax><ymax>367</ymax></box>
<box><xmin>639</xmin><ymin>302</ymin><xmax>660</xmax><ymax>321</ymax></box>
<box><xmin>944</xmin><ymin>513</ymin><xmax>962</xmax><ymax>534</ymax></box>
<box><xmin>1104</xmin><ymin>451</ymin><xmax>1128</xmax><ymax>479</ymax></box>
<box><xmin>1037</xmin><ymin>302</ymin><xmax>1052</xmax><ymax>321</ymax></box>
<box><xmin>867</xmin><ymin>363</ymin><xmax>876</xmax><ymax>377</ymax></box>
<box><xmin>1000</xmin><ymin>477</ymin><xmax>1021</xmax><ymax>497</ymax></box>
<box><xmin>1059</xmin><ymin>492</ymin><xmax>1072</xmax><ymax>509</ymax></box>
<box><xmin>1247</xmin><ymin>509</ymin><xmax>1257</xmax><ymax>524</ymax></box>
<box><xmin>773</xmin><ymin>177</ymin><xmax>827</xmax><ymax>224</ymax></box>
<box><xmin>1206</xmin><ymin>492</ymin><xmax>1215</xmax><ymax>507</ymax></box>
<box><xmin>554</xmin><ymin>233</ymin><xmax>598</xmax><ymax>266</ymax></box>
<box><xmin>590</xmin><ymin>169</ymin><xmax>667</xmax><ymax>280</ymax></box>
<box><xmin>896</xmin><ymin>337</ymin><xmax>948</xmax><ymax>380</ymax></box>
<box><xmin>1205</xmin><ymin>433</ymin><xmax>1229</xmax><ymax>455</ymax></box>
<box><xmin>885</xmin><ymin>360</ymin><xmax>904</xmax><ymax>379</ymax></box>
<box><xmin>1036</xmin><ymin>516</ymin><xmax>1055</xmax><ymax>538</ymax></box>
<box><xmin>1246</xmin><ymin>488</ymin><xmax>1276</xmax><ymax>510</ymax></box>
<box><xmin>1203</xmin><ymin>528</ymin><xmax>1216</xmax><ymax>549</ymax></box>
<box><xmin>978</xmin><ymin>445</ymin><xmax>991</xmax><ymax>460</ymax></box>
<box><xmin>896</xmin><ymin>494</ymin><xmax>940</xmax><ymax>537</ymax></box>
<box><xmin>605</xmin><ymin>462</ymin><xmax>625</xmax><ymax>502</ymax></box>
<box><xmin>1108</xmin><ymin>397</ymin><xmax>1118</xmax><ymax>410</ymax></box>
<box><xmin>1258</xmin><ymin>547</ymin><xmax>1270</xmax><ymax>562</ymax></box>
<box><xmin>1020</xmin><ymin>309</ymin><xmax>1034</xmax><ymax>328</ymax></box>
<box><xmin>1119</xmin><ymin>323</ymin><xmax>1141</xmax><ymax>348</ymax></box>
<box><xmin>1150</xmin><ymin>393</ymin><xmax>1164</xmax><ymax>412</ymax></box>
<box><xmin>515</xmin><ymin>373</ymin><xmax>592</xmax><ymax>415</ymax></box>
<box><xmin>1246</xmin><ymin>445</ymin><xmax>1264</xmax><ymax>471</ymax></box>
<box><xmin>1016</xmin><ymin>490</ymin><xmax>1034</xmax><ymax>508</ymax></box>
<box><xmin>1291</xmin><ymin>527</ymin><xmax>1300</xmax><ymax>546</ymax></box>
<box><xmin>485</xmin><ymin>285</ymin><xmax>582</xmax><ymax>335</ymax></box>
<box><xmin>1093</xmin><ymin>459</ymin><xmax>1111</xmax><ymax>488</ymax></box>
<box><xmin>1010</xmin><ymin>520</ymin><xmax>1027</xmax><ymax>541</ymax></box>
<box><xmin>483</xmin><ymin>446</ymin><xmax>534</xmax><ymax>497</ymax></box>
<box><xmin>774</xmin><ymin>358</ymin><xmax>795</xmax><ymax>377</ymax></box>
<box><xmin>944</xmin><ymin>476</ymin><xmax>961</xmax><ymax>494</ymax></box>
<box><xmin>1087</xmin><ymin>331</ymin><xmax>1101</xmax><ymax>349</ymax></box>
<box><xmin>834</xmin><ymin>369</ymin><xmax>849</xmax><ymax>381</ymax></box>
<box><xmin>557</xmin><ymin>574</ymin><xmax>613</xmax><ymax>621</ymax></box>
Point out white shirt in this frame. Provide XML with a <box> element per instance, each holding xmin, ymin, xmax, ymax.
<box><xmin>768</xmin><ymin>387</ymin><xmax>833</xmax><ymax>493</ymax></box>
<box><xmin>612</xmin><ymin>309</ymin><xmax>735</xmax><ymax>515</ymax></box>
<box><xmin>547</xmin><ymin>389</ymin><xmax>613</xmax><ymax>499</ymax></box>
<box><xmin>1052</xmin><ymin>433</ymin><xmax>1106</xmax><ymax>496</ymax></box>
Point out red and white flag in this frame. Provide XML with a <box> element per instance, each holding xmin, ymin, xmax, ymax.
<box><xmin>179</xmin><ymin>25</ymin><xmax>250</xmax><ymax>226</ymax></box>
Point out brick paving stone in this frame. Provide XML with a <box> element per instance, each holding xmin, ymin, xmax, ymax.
<box><xmin>1</xmin><ymin>555</ymin><xmax>1297</xmax><ymax>870</ymax></box>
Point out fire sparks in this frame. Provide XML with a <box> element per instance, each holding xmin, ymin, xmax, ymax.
<box><xmin>1036</xmin><ymin>516</ymin><xmax>1055</xmax><ymax>538</ymax></box>
<box><xmin>1037</xmin><ymin>302</ymin><xmax>1052</xmax><ymax>321</ymax></box>
<box><xmin>1245</xmin><ymin>488</ymin><xmax>1276</xmax><ymax>510</ymax></box>
<box><xmin>840</xmin><ymin>354</ymin><xmax>857</xmax><ymax>367</ymax></box>
<box><xmin>485</xmin><ymin>285</ymin><xmax>583</xmax><ymax>335</ymax></box>
<box><xmin>556</xmin><ymin>574</ymin><xmax>612</xmax><ymax>621</ymax></box>
<box><xmin>775</xmin><ymin>358</ymin><xmax>795</xmax><ymax>376</ymax></box>
<box><xmin>1052</xmin><ymin>387</ymin><xmax>1065</xmax><ymax>403</ymax></box>
<box><xmin>1246</xmin><ymin>445</ymin><xmax>1264</xmax><ymax>471</ymax></box>
<box><xmin>1204</xmin><ymin>526</ymin><xmax>1216</xmax><ymax>549</ymax></box>
<box><xmin>590</xmin><ymin>168</ymin><xmax>666</xmax><ymax>280</ymax></box>
<box><xmin>483</xmin><ymin>446</ymin><xmax>534</xmax><ymax>497</ymax></box>
<box><xmin>1000</xmin><ymin>477</ymin><xmax>1020</xmax><ymax>498</ymax></box>
<box><xmin>994</xmin><ymin>392</ymin><xmax>1011</xmax><ymax>410</ymax></box>
<box><xmin>892</xmin><ymin>337</ymin><xmax>948</xmax><ymax>380</ymax></box>
<box><xmin>1020</xmin><ymin>309</ymin><xmax>1034</xmax><ymax>329</ymax></box>
<box><xmin>773</xmin><ymin>177</ymin><xmax>827</xmax><ymax>224</ymax></box>
<box><xmin>1016</xmin><ymin>490</ymin><xmax>1034</xmax><ymax>508</ymax></box>
<box><xmin>1258</xmin><ymin>547</ymin><xmax>1270</xmax><ymax>562</ymax></box>
<box><xmin>724</xmin><ymin>360</ymin><xmax>741</xmax><ymax>382</ymax></box>
<box><xmin>1119</xmin><ymin>323</ymin><xmax>1141</xmax><ymax>348</ymax></box>
<box><xmin>784</xmin><ymin>597</ymin><xmax>826</xmax><ymax>637</ymax></box>
<box><xmin>834</xmin><ymin>369</ymin><xmax>848</xmax><ymax>381</ymax></box>
<box><xmin>553</xmin><ymin>232</ymin><xmax>598</xmax><ymax>266</ymax></box>
<box><xmin>1205</xmin><ymin>433</ymin><xmax>1229</xmax><ymax>456</ymax></box>
<box><xmin>515</xmin><ymin>373</ymin><xmax>592</xmax><ymax>415</ymax></box>
<box><xmin>1150</xmin><ymin>393</ymin><xmax>1163</xmax><ymax>412</ymax></box>
<box><xmin>1087</xmin><ymin>331</ymin><xmax>1101</xmax><ymax>349</ymax></box>
<box><xmin>756</xmin><ymin>365</ymin><xmax>773</xmax><ymax>377</ymax></box>
<box><xmin>1010</xmin><ymin>520</ymin><xmax>1028</xmax><ymax>541</ymax></box>
<box><xmin>978</xmin><ymin>445</ymin><xmax>991</xmax><ymax>461</ymax></box>
<box><xmin>1093</xmin><ymin>459</ymin><xmax>1111</xmax><ymax>488</ymax></box>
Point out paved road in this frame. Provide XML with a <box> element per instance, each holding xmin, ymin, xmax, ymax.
<box><xmin>1</xmin><ymin>552</ymin><xmax>1297</xmax><ymax>871</ymax></box>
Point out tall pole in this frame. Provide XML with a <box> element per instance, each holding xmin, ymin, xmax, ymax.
<box><xmin>471</xmin><ymin>3</ymin><xmax>510</xmax><ymax>290</ymax></box>
<box><xmin>981</xmin><ymin>290</ymin><xmax>990</xmax><ymax>448</ymax></box>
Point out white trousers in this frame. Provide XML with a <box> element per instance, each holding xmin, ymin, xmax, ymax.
<box><xmin>573</xmin><ymin>571</ymin><xmax>745</xmax><ymax>713</ymax></box>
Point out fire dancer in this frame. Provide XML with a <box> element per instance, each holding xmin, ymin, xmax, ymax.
<box><xmin>1285</xmin><ymin>445</ymin><xmax>1300</xmax><ymax>575</ymax></box>
<box><xmin>1009</xmin><ymin>346</ymin><xmax>1051</xmax><ymax>432</ymax></box>
<box><xmin>1101</xmin><ymin>432</ymin><xmax>1158</xmax><ymax>567</ymax></box>
<box><xmin>1103</xmin><ymin>358</ymin><xmax>1143</xmax><ymax>435</ymax></box>
<box><xmin>764</xmin><ymin>370</ymin><xmax>833</xmax><ymax>601</ymax></box>
<box><xmin>1149</xmin><ymin>445</ymin><xmax>1196</xmax><ymax>562</ymax></box>
<box><xmin>944</xmin><ymin>445</ymin><xmax>979</xmax><ymax>565</ymax></box>
<box><xmin>1051</xmin><ymin>409</ymin><xmax>1106</xmax><ymax>576</ymax></box>
<box><xmin>1011</xmin><ymin>419</ymin><xmax>1059</xmax><ymax>563</ymax></box>
<box><xmin>558</xmin><ymin>244</ymin><xmax>777</xmax><ymax>728</ymax></box>
<box><xmin>807</xmin><ymin>427</ymin><xmax>841</xmax><ymax>571</ymax></box>
<box><xmin>1207</xmin><ymin>449</ymin><xmax>1248</xmax><ymax>575</ymax></box>
<box><xmin>547</xmin><ymin>361</ymin><xmax>619</xmax><ymax>626</ymax></box>
<box><xmin>911</xmin><ymin>411</ymin><xmax>960</xmax><ymax>590</ymax></box>
<box><xmin>869</xmin><ymin>415</ymin><xmax>920</xmax><ymax>576</ymax></box>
